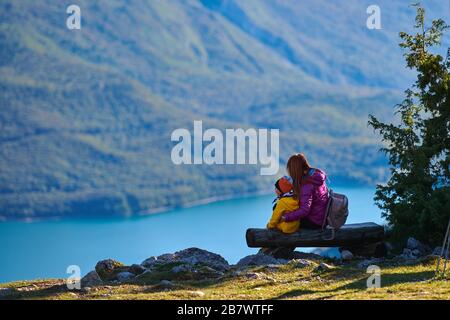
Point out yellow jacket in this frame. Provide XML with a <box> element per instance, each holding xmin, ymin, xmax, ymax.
<box><xmin>267</xmin><ymin>197</ymin><xmax>300</xmax><ymax>233</ymax></box>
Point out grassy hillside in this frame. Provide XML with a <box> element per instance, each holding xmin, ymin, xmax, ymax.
<box><xmin>0</xmin><ymin>0</ymin><xmax>448</xmax><ymax>219</ymax></box>
<box><xmin>1</xmin><ymin>256</ymin><xmax>448</xmax><ymax>300</ymax></box>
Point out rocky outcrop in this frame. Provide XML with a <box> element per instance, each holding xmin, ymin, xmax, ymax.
<box><xmin>141</xmin><ymin>247</ymin><xmax>230</xmax><ymax>272</ymax></box>
<box><xmin>78</xmin><ymin>238</ymin><xmax>438</xmax><ymax>287</ymax></box>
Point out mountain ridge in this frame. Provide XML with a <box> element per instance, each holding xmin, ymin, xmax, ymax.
<box><xmin>1</xmin><ymin>0</ymin><xmax>448</xmax><ymax>219</ymax></box>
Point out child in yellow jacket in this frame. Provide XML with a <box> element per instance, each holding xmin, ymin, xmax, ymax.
<box><xmin>267</xmin><ymin>176</ymin><xmax>300</xmax><ymax>233</ymax></box>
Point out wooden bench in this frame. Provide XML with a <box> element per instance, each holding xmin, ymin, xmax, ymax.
<box><xmin>246</xmin><ymin>222</ymin><xmax>386</xmax><ymax>257</ymax></box>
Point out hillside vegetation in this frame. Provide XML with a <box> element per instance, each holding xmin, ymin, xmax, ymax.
<box><xmin>1</xmin><ymin>0</ymin><xmax>449</xmax><ymax>219</ymax></box>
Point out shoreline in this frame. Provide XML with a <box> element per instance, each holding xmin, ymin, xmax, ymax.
<box><xmin>0</xmin><ymin>189</ymin><xmax>274</xmax><ymax>223</ymax></box>
<box><xmin>136</xmin><ymin>189</ymin><xmax>274</xmax><ymax>216</ymax></box>
<box><xmin>0</xmin><ymin>184</ymin><xmax>376</xmax><ymax>223</ymax></box>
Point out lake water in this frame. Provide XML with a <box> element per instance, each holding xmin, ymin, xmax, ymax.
<box><xmin>0</xmin><ymin>187</ymin><xmax>383</xmax><ymax>283</ymax></box>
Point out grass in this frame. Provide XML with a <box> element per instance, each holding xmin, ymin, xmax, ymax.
<box><xmin>1</xmin><ymin>257</ymin><xmax>449</xmax><ymax>300</ymax></box>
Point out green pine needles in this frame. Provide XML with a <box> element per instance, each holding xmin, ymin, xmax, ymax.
<box><xmin>369</xmin><ymin>4</ymin><xmax>450</xmax><ymax>245</ymax></box>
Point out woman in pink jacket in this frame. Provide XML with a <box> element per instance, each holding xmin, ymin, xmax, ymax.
<box><xmin>281</xmin><ymin>153</ymin><xmax>329</xmax><ymax>229</ymax></box>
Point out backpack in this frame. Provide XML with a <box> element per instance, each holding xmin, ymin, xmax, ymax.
<box><xmin>321</xmin><ymin>189</ymin><xmax>349</xmax><ymax>240</ymax></box>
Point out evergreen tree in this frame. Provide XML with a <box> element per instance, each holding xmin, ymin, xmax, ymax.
<box><xmin>368</xmin><ymin>4</ymin><xmax>449</xmax><ymax>245</ymax></box>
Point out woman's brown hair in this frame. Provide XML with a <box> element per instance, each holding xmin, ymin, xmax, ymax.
<box><xmin>286</xmin><ymin>153</ymin><xmax>311</xmax><ymax>200</ymax></box>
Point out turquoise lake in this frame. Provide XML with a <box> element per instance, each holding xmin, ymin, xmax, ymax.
<box><xmin>0</xmin><ymin>187</ymin><xmax>383</xmax><ymax>283</ymax></box>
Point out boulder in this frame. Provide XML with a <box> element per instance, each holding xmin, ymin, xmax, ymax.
<box><xmin>340</xmin><ymin>250</ymin><xmax>354</xmax><ymax>261</ymax></box>
<box><xmin>289</xmin><ymin>259</ymin><xmax>313</xmax><ymax>268</ymax></box>
<box><xmin>129</xmin><ymin>264</ymin><xmax>146</xmax><ymax>275</ymax></box>
<box><xmin>81</xmin><ymin>271</ymin><xmax>103</xmax><ymax>287</ymax></box>
<box><xmin>141</xmin><ymin>248</ymin><xmax>229</xmax><ymax>271</ymax></box>
<box><xmin>236</xmin><ymin>252</ymin><xmax>288</xmax><ymax>267</ymax></box>
<box><xmin>399</xmin><ymin>248</ymin><xmax>415</xmax><ymax>260</ymax></box>
<box><xmin>189</xmin><ymin>290</ymin><xmax>205</xmax><ymax>297</ymax></box>
<box><xmin>314</xmin><ymin>262</ymin><xmax>334</xmax><ymax>272</ymax></box>
<box><xmin>243</xmin><ymin>272</ymin><xmax>263</xmax><ymax>279</ymax></box>
<box><xmin>95</xmin><ymin>259</ymin><xmax>129</xmax><ymax>281</ymax></box>
<box><xmin>405</xmin><ymin>237</ymin><xmax>430</xmax><ymax>256</ymax></box>
<box><xmin>116</xmin><ymin>272</ymin><xmax>135</xmax><ymax>282</ymax></box>
<box><xmin>171</xmin><ymin>264</ymin><xmax>191</xmax><ymax>274</ymax></box>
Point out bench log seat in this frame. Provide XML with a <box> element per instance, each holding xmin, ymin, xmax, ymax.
<box><xmin>246</xmin><ymin>222</ymin><xmax>385</xmax><ymax>248</ymax></box>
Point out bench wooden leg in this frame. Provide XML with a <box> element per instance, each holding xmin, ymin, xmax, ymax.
<box><xmin>340</xmin><ymin>242</ymin><xmax>387</xmax><ymax>258</ymax></box>
<box><xmin>259</xmin><ymin>247</ymin><xmax>296</xmax><ymax>259</ymax></box>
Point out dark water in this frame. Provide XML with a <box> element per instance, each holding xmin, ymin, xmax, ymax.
<box><xmin>0</xmin><ymin>187</ymin><xmax>383</xmax><ymax>283</ymax></box>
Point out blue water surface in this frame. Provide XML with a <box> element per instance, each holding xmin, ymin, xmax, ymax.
<box><xmin>0</xmin><ymin>186</ymin><xmax>383</xmax><ymax>283</ymax></box>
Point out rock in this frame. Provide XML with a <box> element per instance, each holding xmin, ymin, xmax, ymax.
<box><xmin>405</xmin><ymin>237</ymin><xmax>430</xmax><ymax>256</ymax></box>
<box><xmin>171</xmin><ymin>264</ymin><xmax>191</xmax><ymax>274</ymax></box>
<box><xmin>189</xmin><ymin>290</ymin><xmax>205</xmax><ymax>297</ymax></box>
<box><xmin>116</xmin><ymin>272</ymin><xmax>135</xmax><ymax>282</ymax></box>
<box><xmin>0</xmin><ymin>288</ymin><xmax>13</xmax><ymax>297</ymax></box>
<box><xmin>159</xmin><ymin>280</ymin><xmax>173</xmax><ymax>288</ymax></box>
<box><xmin>357</xmin><ymin>258</ymin><xmax>384</xmax><ymax>269</ymax></box>
<box><xmin>95</xmin><ymin>259</ymin><xmax>128</xmax><ymax>281</ymax></box>
<box><xmin>129</xmin><ymin>264</ymin><xmax>146</xmax><ymax>275</ymax></box>
<box><xmin>432</xmin><ymin>246</ymin><xmax>450</xmax><ymax>257</ymax></box>
<box><xmin>289</xmin><ymin>259</ymin><xmax>313</xmax><ymax>268</ymax></box>
<box><xmin>266</xmin><ymin>264</ymin><xmax>283</xmax><ymax>270</ymax></box>
<box><xmin>197</xmin><ymin>266</ymin><xmax>224</xmax><ymax>278</ymax></box>
<box><xmin>236</xmin><ymin>252</ymin><xmax>288</xmax><ymax>267</ymax></box>
<box><xmin>81</xmin><ymin>287</ymin><xmax>92</xmax><ymax>293</ymax></box>
<box><xmin>314</xmin><ymin>262</ymin><xmax>334</xmax><ymax>272</ymax></box>
<box><xmin>398</xmin><ymin>247</ymin><xmax>421</xmax><ymax>260</ymax></box>
<box><xmin>141</xmin><ymin>248</ymin><xmax>229</xmax><ymax>271</ymax></box>
<box><xmin>141</xmin><ymin>256</ymin><xmax>158</xmax><ymax>268</ymax></box>
<box><xmin>406</xmin><ymin>237</ymin><xmax>421</xmax><ymax>250</ymax></box>
<box><xmin>81</xmin><ymin>271</ymin><xmax>103</xmax><ymax>288</ymax></box>
<box><xmin>243</xmin><ymin>272</ymin><xmax>262</xmax><ymax>279</ymax></box>
<box><xmin>340</xmin><ymin>250</ymin><xmax>354</xmax><ymax>261</ymax></box>
<box><xmin>173</xmin><ymin>248</ymin><xmax>230</xmax><ymax>271</ymax></box>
